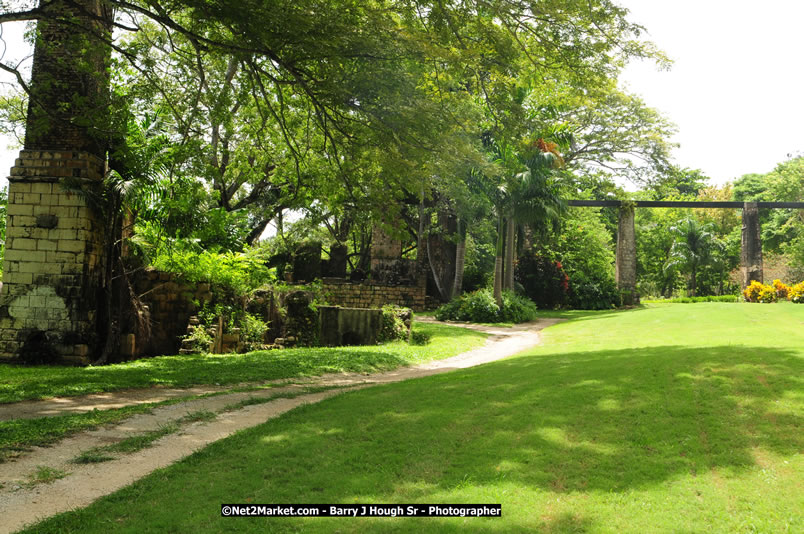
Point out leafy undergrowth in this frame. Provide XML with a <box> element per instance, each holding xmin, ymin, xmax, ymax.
<box><xmin>21</xmin><ymin>303</ymin><xmax>804</xmax><ymax>533</ymax></box>
<box><xmin>0</xmin><ymin>322</ymin><xmax>485</xmax><ymax>404</ymax></box>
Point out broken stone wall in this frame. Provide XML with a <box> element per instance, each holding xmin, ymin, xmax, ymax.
<box><xmin>322</xmin><ymin>277</ymin><xmax>427</xmax><ymax>311</ymax></box>
<box><xmin>131</xmin><ymin>269</ymin><xmax>214</xmax><ymax>357</ymax></box>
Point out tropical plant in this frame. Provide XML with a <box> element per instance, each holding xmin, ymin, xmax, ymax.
<box><xmin>789</xmin><ymin>281</ymin><xmax>804</xmax><ymax>303</ymax></box>
<box><xmin>663</xmin><ymin>218</ymin><xmax>725</xmax><ymax>297</ymax></box>
<box><xmin>514</xmin><ymin>252</ymin><xmax>569</xmax><ymax>309</ymax></box>
<box><xmin>487</xmin><ymin>138</ymin><xmax>566</xmax><ymax>306</ymax></box>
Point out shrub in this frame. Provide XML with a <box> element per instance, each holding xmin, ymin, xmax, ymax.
<box><xmin>758</xmin><ymin>285</ymin><xmax>777</xmax><ymax>303</ymax></box>
<box><xmin>772</xmin><ymin>279</ymin><xmax>789</xmax><ymax>300</ymax></box>
<box><xmin>790</xmin><ymin>282</ymin><xmax>804</xmax><ymax>303</ymax></box>
<box><xmin>434</xmin><ymin>297</ymin><xmax>463</xmax><ymax>321</ymax></box>
<box><xmin>241</xmin><ymin>313</ymin><xmax>268</xmax><ymax>343</ymax></box>
<box><xmin>409</xmin><ymin>330</ymin><xmax>431</xmax><ymax>345</ymax></box>
<box><xmin>515</xmin><ymin>252</ymin><xmax>569</xmax><ymax>309</ymax></box>
<box><xmin>499</xmin><ymin>291</ymin><xmax>539</xmax><ymax>322</ymax></box>
<box><xmin>182</xmin><ymin>325</ymin><xmax>213</xmax><ymax>354</ymax></box>
<box><xmin>378</xmin><ymin>306</ymin><xmax>412</xmax><ymax>343</ymax></box>
<box><xmin>435</xmin><ymin>289</ymin><xmax>499</xmax><ymax>322</ymax></box>
<box><xmin>743</xmin><ymin>280</ymin><xmax>768</xmax><ymax>302</ymax></box>
<box><xmin>568</xmin><ymin>275</ymin><xmax>621</xmax><ymax>310</ymax></box>
<box><xmin>435</xmin><ymin>289</ymin><xmax>537</xmax><ymax>323</ymax></box>
<box><xmin>146</xmin><ymin>238</ymin><xmax>274</xmax><ymax>295</ymax></box>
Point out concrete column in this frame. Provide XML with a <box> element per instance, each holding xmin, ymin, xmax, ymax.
<box><xmin>615</xmin><ymin>205</ymin><xmax>638</xmax><ymax>304</ymax></box>
<box><xmin>741</xmin><ymin>202</ymin><xmax>763</xmax><ymax>288</ymax></box>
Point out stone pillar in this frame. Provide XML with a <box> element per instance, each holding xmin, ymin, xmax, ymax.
<box><xmin>370</xmin><ymin>225</ymin><xmax>402</xmax><ymax>282</ymax></box>
<box><xmin>0</xmin><ymin>152</ymin><xmax>107</xmax><ymax>363</ymax></box>
<box><xmin>741</xmin><ymin>202</ymin><xmax>763</xmax><ymax>288</ymax></box>
<box><xmin>615</xmin><ymin>205</ymin><xmax>638</xmax><ymax>304</ymax></box>
<box><xmin>0</xmin><ymin>1</ymin><xmax>112</xmax><ymax>364</ymax></box>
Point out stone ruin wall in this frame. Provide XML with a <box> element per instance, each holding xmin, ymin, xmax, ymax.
<box><xmin>321</xmin><ymin>278</ymin><xmax>426</xmax><ymax>311</ymax></box>
<box><xmin>0</xmin><ymin>152</ymin><xmax>107</xmax><ymax>364</ymax></box>
<box><xmin>130</xmin><ymin>269</ymin><xmax>215</xmax><ymax>357</ymax></box>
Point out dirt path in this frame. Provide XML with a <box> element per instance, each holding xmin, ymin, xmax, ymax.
<box><xmin>0</xmin><ymin>318</ymin><xmax>560</xmax><ymax>534</ymax></box>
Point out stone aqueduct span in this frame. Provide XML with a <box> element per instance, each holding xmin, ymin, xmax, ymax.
<box><xmin>2</xmin><ymin>0</ymin><xmax>803</xmax><ymax>363</ymax></box>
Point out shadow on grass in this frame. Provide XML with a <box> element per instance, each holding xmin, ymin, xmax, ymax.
<box><xmin>23</xmin><ymin>343</ymin><xmax>803</xmax><ymax>533</ymax></box>
<box><xmin>330</xmin><ymin>344</ymin><xmax>802</xmax><ymax>491</ymax></box>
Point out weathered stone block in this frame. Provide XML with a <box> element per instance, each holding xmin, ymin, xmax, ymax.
<box><xmin>58</xmin><ymin>239</ymin><xmax>86</xmax><ymax>253</ymax></box>
<box><xmin>58</xmin><ymin>193</ymin><xmax>83</xmax><ymax>207</ymax></box>
<box><xmin>13</xmin><ymin>238</ymin><xmax>37</xmax><ymax>251</ymax></box>
<box><xmin>8</xmin><ymin>204</ymin><xmax>33</xmax><ymax>216</ymax></box>
<box><xmin>37</xmin><ymin>240</ymin><xmax>58</xmax><ymax>251</ymax></box>
<box><xmin>31</xmin><ymin>182</ymin><xmax>53</xmax><ymax>194</ymax></box>
<box><xmin>11</xmin><ymin>182</ymin><xmax>31</xmax><ymax>193</ymax></box>
<box><xmin>12</xmin><ymin>216</ymin><xmax>37</xmax><ymax>228</ymax></box>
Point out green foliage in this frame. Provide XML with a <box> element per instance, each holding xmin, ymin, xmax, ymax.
<box><xmin>435</xmin><ymin>289</ymin><xmax>537</xmax><ymax>323</ymax></box>
<box><xmin>377</xmin><ymin>306</ymin><xmax>411</xmax><ymax>344</ymax></box>
<box><xmin>570</xmin><ymin>277</ymin><xmax>622</xmax><ymax>310</ymax></box>
<box><xmin>645</xmin><ymin>166</ymin><xmax>710</xmax><ymax>199</ymax></box>
<box><xmin>138</xmin><ymin>229</ymin><xmax>274</xmax><ymax>294</ymax></box>
<box><xmin>408</xmin><ymin>330</ymin><xmax>431</xmax><ymax>346</ymax></box>
<box><xmin>181</xmin><ymin>325</ymin><xmax>213</xmax><ymax>354</ymax></box>
<box><xmin>499</xmin><ymin>291</ymin><xmax>540</xmax><ymax>323</ymax></box>
<box><xmin>0</xmin><ymin>186</ymin><xmax>6</xmax><ymax>278</ymax></box>
<box><xmin>240</xmin><ymin>313</ymin><xmax>268</xmax><ymax>344</ymax></box>
<box><xmin>435</xmin><ymin>288</ymin><xmax>500</xmax><ymax>323</ymax></box>
<box><xmin>514</xmin><ymin>252</ymin><xmax>569</xmax><ymax>309</ymax></box>
<box><xmin>443</xmin><ymin>289</ymin><xmax>498</xmax><ymax>322</ymax></box>
<box><xmin>533</xmin><ymin>207</ymin><xmax>619</xmax><ymax>309</ymax></box>
<box><xmin>664</xmin><ymin>217</ymin><xmax>725</xmax><ymax>297</ymax></box>
<box><xmin>461</xmin><ymin>235</ymin><xmax>495</xmax><ymax>292</ymax></box>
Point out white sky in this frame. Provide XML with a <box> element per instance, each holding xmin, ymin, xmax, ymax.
<box><xmin>3</xmin><ymin>2</ymin><xmax>804</xmax><ymax>189</ymax></box>
<box><xmin>618</xmin><ymin>0</ymin><xmax>804</xmax><ymax>185</ymax></box>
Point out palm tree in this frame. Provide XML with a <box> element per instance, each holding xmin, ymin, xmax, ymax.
<box><xmin>664</xmin><ymin>218</ymin><xmax>724</xmax><ymax>297</ymax></box>
<box><xmin>490</xmin><ymin>139</ymin><xmax>565</xmax><ymax>306</ymax></box>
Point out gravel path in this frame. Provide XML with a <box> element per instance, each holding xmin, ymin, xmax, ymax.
<box><xmin>0</xmin><ymin>318</ymin><xmax>560</xmax><ymax>534</ymax></box>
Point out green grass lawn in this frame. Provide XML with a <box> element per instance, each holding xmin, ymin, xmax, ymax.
<box><xmin>17</xmin><ymin>303</ymin><xmax>804</xmax><ymax>533</ymax></box>
<box><xmin>0</xmin><ymin>321</ymin><xmax>486</xmax><ymax>404</ymax></box>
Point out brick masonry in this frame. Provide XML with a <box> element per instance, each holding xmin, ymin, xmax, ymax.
<box><xmin>322</xmin><ymin>277</ymin><xmax>427</xmax><ymax>311</ymax></box>
<box><xmin>131</xmin><ymin>269</ymin><xmax>214</xmax><ymax>357</ymax></box>
<box><xmin>0</xmin><ymin>151</ymin><xmax>107</xmax><ymax>363</ymax></box>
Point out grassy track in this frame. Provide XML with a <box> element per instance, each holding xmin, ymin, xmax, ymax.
<box><xmin>17</xmin><ymin>303</ymin><xmax>804</xmax><ymax>533</ymax></box>
<box><xmin>0</xmin><ymin>322</ymin><xmax>485</xmax><ymax>404</ymax></box>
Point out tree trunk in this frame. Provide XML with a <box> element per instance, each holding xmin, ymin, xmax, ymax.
<box><xmin>493</xmin><ymin>214</ymin><xmax>504</xmax><ymax>307</ymax></box>
<box><xmin>504</xmin><ymin>217</ymin><xmax>515</xmax><ymax>291</ymax></box>
<box><xmin>451</xmin><ymin>217</ymin><xmax>466</xmax><ymax>299</ymax></box>
<box><xmin>427</xmin><ymin>237</ymin><xmax>447</xmax><ymax>301</ymax></box>
<box><xmin>522</xmin><ymin>224</ymin><xmax>534</xmax><ymax>251</ymax></box>
<box><xmin>690</xmin><ymin>266</ymin><xmax>697</xmax><ymax>297</ymax></box>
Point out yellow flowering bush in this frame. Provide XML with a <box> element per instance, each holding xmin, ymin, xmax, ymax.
<box><xmin>790</xmin><ymin>282</ymin><xmax>804</xmax><ymax>303</ymax></box>
<box><xmin>743</xmin><ymin>280</ymin><xmax>768</xmax><ymax>302</ymax></box>
<box><xmin>772</xmin><ymin>279</ymin><xmax>789</xmax><ymax>300</ymax></box>
<box><xmin>758</xmin><ymin>285</ymin><xmax>777</xmax><ymax>303</ymax></box>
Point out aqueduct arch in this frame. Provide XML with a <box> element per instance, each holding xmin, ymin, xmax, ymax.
<box><xmin>569</xmin><ymin>199</ymin><xmax>804</xmax><ymax>300</ymax></box>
